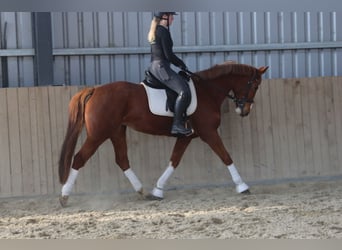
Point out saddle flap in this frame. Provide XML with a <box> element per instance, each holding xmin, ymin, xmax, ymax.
<box><xmin>141</xmin><ymin>79</ymin><xmax>197</xmax><ymax>117</ymax></box>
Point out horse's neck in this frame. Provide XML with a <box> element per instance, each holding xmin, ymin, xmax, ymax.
<box><xmin>198</xmin><ymin>77</ymin><xmax>232</xmax><ymax>106</ymax></box>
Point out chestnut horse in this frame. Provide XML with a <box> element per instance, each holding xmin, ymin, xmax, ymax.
<box><xmin>58</xmin><ymin>61</ymin><xmax>268</xmax><ymax>207</ymax></box>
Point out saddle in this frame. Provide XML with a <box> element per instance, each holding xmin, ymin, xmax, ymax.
<box><xmin>142</xmin><ymin>70</ymin><xmax>197</xmax><ymax>117</ymax></box>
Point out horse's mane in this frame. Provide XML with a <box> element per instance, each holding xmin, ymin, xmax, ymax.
<box><xmin>197</xmin><ymin>61</ymin><xmax>256</xmax><ymax>80</ymax></box>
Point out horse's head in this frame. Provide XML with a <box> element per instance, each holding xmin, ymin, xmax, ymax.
<box><xmin>230</xmin><ymin>66</ymin><xmax>269</xmax><ymax>117</ymax></box>
<box><xmin>195</xmin><ymin>62</ymin><xmax>269</xmax><ymax>117</ymax></box>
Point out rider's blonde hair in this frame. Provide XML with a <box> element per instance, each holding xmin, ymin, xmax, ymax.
<box><xmin>147</xmin><ymin>17</ymin><xmax>160</xmax><ymax>44</ymax></box>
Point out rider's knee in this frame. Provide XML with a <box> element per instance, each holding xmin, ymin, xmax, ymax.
<box><xmin>179</xmin><ymin>91</ymin><xmax>191</xmax><ymax>105</ymax></box>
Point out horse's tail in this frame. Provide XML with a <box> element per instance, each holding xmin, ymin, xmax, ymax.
<box><xmin>58</xmin><ymin>87</ymin><xmax>95</xmax><ymax>184</ymax></box>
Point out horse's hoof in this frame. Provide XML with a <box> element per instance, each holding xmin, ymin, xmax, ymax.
<box><xmin>241</xmin><ymin>189</ymin><xmax>251</xmax><ymax>195</ymax></box>
<box><xmin>137</xmin><ymin>188</ymin><xmax>144</xmax><ymax>196</ymax></box>
<box><xmin>144</xmin><ymin>193</ymin><xmax>163</xmax><ymax>201</ymax></box>
<box><xmin>59</xmin><ymin>195</ymin><xmax>69</xmax><ymax>207</ymax></box>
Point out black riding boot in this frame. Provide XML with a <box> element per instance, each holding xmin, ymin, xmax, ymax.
<box><xmin>171</xmin><ymin>92</ymin><xmax>193</xmax><ymax>136</ymax></box>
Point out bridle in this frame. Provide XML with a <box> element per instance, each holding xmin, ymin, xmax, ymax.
<box><xmin>227</xmin><ymin>69</ymin><xmax>259</xmax><ymax>114</ymax></box>
<box><xmin>184</xmin><ymin>68</ymin><xmax>260</xmax><ymax>114</ymax></box>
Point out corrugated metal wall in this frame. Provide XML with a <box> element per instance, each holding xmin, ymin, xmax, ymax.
<box><xmin>0</xmin><ymin>12</ymin><xmax>34</xmax><ymax>87</ymax></box>
<box><xmin>0</xmin><ymin>12</ymin><xmax>341</xmax><ymax>87</ymax></box>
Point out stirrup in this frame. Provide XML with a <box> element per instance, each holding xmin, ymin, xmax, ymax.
<box><xmin>171</xmin><ymin>125</ymin><xmax>193</xmax><ymax>137</ymax></box>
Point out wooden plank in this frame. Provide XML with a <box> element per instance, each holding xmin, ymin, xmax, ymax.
<box><xmin>331</xmin><ymin>77</ymin><xmax>342</xmax><ymax>174</ymax></box>
<box><xmin>175</xmin><ymin>136</ymin><xmax>198</xmax><ymax>187</ymax></box>
<box><xmin>229</xmin><ymin>102</ymin><xmax>245</xmax><ymax>173</ymax></box>
<box><xmin>145</xmin><ymin>134</ymin><xmax>162</xmax><ymax>185</ymax></box>
<box><xmin>18</xmin><ymin>88</ymin><xmax>35</xmax><ymax>195</ymax></box>
<box><xmin>300</xmin><ymin>78</ymin><xmax>315</xmax><ymax>177</ymax></box>
<box><xmin>291</xmin><ymin>79</ymin><xmax>306</xmax><ymax>177</ymax></box>
<box><xmin>46</xmin><ymin>86</ymin><xmax>58</xmax><ymax>193</ymax></box>
<box><xmin>258</xmin><ymin>79</ymin><xmax>276</xmax><ymax>180</ymax></box>
<box><xmin>207</xmin><ymin>129</ymin><xmax>226</xmax><ymax>185</ymax></box>
<box><xmin>147</xmin><ymin>134</ymin><xmax>159</xmax><ymax>187</ymax></box>
<box><xmin>250</xmin><ymin>91</ymin><xmax>263</xmax><ymax>181</ymax></box>
<box><xmin>98</xmin><ymin>139</ymin><xmax>117</xmax><ymax>193</ymax></box>
<box><xmin>0</xmin><ymin>89</ymin><xmax>12</xmax><ymax>197</ymax></box>
<box><xmin>275</xmin><ymin>78</ymin><xmax>291</xmax><ymax>179</ymax></box>
<box><xmin>191</xmin><ymin>136</ymin><xmax>209</xmax><ymax>186</ymax></box>
<box><xmin>34</xmin><ymin>87</ymin><xmax>49</xmax><ymax>194</ymax></box>
<box><xmin>130</xmin><ymin>131</ymin><xmax>146</xmax><ymax>188</ymax></box>
<box><xmin>241</xmin><ymin>113</ymin><xmax>254</xmax><ymax>182</ymax></box>
<box><xmin>308</xmin><ymin>78</ymin><xmax>323</xmax><ymax>176</ymax></box>
<box><xmin>88</xmin><ymin>145</ymin><xmax>101</xmax><ymax>193</ymax></box>
<box><xmin>270</xmin><ymin>80</ymin><xmax>287</xmax><ymax>179</ymax></box>
<box><xmin>268</xmin><ymin>79</ymin><xmax>281</xmax><ymax>178</ymax></box>
<box><xmin>316</xmin><ymin>78</ymin><xmax>330</xmax><ymax>176</ymax></box>
<box><xmin>28</xmin><ymin>87</ymin><xmax>41</xmax><ymax>195</ymax></box>
<box><xmin>6</xmin><ymin>88</ymin><xmax>23</xmax><ymax>196</ymax></box>
<box><xmin>40</xmin><ymin>87</ymin><xmax>55</xmax><ymax>194</ymax></box>
<box><xmin>283</xmin><ymin>79</ymin><xmax>300</xmax><ymax>178</ymax></box>
<box><xmin>156</xmin><ymin>134</ymin><xmax>170</xmax><ymax>178</ymax></box>
<box><xmin>322</xmin><ymin>77</ymin><xmax>338</xmax><ymax>175</ymax></box>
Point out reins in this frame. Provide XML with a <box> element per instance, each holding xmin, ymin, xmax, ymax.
<box><xmin>183</xmin><ymin>69</ymin><xmax>202</xmax><ymax>81</ymax></box>
<box><xmin>184</xmin><ymin>68</ymin><xmax>258</xmax><ymax>104</ymax></box>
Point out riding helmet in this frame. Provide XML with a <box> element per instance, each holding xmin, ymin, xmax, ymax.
<box><xmin>154</xmin><ymin>12</ymin><xmax>178</xmax><ymax>18</ymax></box>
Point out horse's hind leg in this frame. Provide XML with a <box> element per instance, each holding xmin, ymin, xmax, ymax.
<box><xmin>110</xmin><ymin>125</ymin><xmax>143</xmax><ymax>195</ymax></box>
<box><xmin>60</xmin><ymin>137</ymin><xmax>104</xmax><ymax>207</ymax></box>
<box><xmin>146</xmin><ymin>136</ymin><xmax>192</xmax><ymax>200</ymax></box>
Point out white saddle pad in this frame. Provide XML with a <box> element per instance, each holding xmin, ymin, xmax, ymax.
<box><xmin>141</xmin><ymin>79</ymin><xmax>197</xmax><ymax>117</ymax></box>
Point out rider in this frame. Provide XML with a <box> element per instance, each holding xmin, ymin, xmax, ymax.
<box><xmin>147</xmin><ymin>11</ymin><xmax>193</xmax><ymax>136</ymax></box>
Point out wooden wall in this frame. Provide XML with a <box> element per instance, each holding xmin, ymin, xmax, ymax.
<box><xmin>0</xmin><ymin>77</ymin><xmax>341</xmax><ymax>198</ymax></box>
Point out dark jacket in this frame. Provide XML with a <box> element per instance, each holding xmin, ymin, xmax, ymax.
<box><xmin>150</xmin><ymin>25</ymin><xmax>186</xmax><ymax>69</ymax></box>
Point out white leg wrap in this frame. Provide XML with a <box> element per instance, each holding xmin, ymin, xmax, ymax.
<box><xmin>61</xmin><ymin>168</ymin><xmax>79</xmax><ymax>196</ymax></box>
<box><xmin>227</xmin><ymin>164</ymin><xmax>249</xmax><ymax>193</ymax></box>
<box><xmin>124</xmin><ymin>168</ymin><xmax>143</xmax><ymax>192</ymax></box>
<box><xmin>151</xmin><ymin>164</ymin><xmax>175</xmax><ymax>198</ymax></box>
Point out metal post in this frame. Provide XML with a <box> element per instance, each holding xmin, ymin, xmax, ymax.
<box><xmin>1</xmin><ymin>22</ymin><xmax>8</xmax><ymax>88</ymax></box>
<box><xmin>32</xmin><ymin>12</ymin><xmax>53</xmax><ymax>86</ymax></box>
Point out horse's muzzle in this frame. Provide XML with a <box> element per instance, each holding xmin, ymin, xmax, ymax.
<box><xmin>235</xmin><ymin>107</ymin><xmax>250</xmax><ymax>117</ymax></box>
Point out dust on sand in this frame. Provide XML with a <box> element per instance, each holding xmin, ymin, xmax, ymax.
<box><xmin>1</xmin><ymin>180</ymin><xmax>342</xmax><ymax>239</ymax></box>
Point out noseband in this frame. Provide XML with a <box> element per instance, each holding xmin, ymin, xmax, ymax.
<box><xmin>227</xmin><ymin>69</ymin><xmax>259</xmax><ymax>112</ymax></box>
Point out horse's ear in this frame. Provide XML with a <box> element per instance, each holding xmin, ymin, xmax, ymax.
<box><xmin>258</xmin><ymin>66</ymin><xmax>269</xmax><ymax>75</ymax></box>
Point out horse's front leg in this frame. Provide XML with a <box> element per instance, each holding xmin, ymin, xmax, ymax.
<box><xmin>146</xmin><ymin>136</ymin><xmax>192</xmax><ymax>200</ymax></box>
<box><xmin>201</xmin><ymin>131</ymin><xmax>250</xmax><ymax>194</ymax></box>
